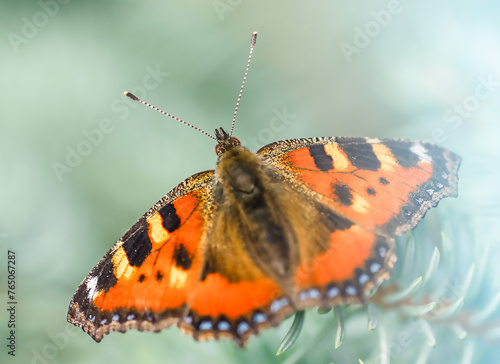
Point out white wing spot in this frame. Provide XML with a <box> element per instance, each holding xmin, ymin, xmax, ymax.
<box><xmin>410</xmin><ymin>143</ymin><xmax>432</xmax><ymax>162</ymax></box>
<box><xmin>86</xmin><ymin>276</ymin><xmax>99</xmax><ymax>301</ymax></box>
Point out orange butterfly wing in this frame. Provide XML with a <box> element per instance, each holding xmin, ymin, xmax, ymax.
<box><xmin>257</xmin><ymin>137</ymin><xmax>460</xmax><ymax>303</ymax></box>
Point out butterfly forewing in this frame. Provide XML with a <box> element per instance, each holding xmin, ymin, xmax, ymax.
<box><xmin>258</xmin><ymin>137</ymin><xmax>460</xmax><ymax>236</ymax></box>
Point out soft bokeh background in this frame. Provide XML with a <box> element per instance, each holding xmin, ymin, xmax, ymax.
<box><xmin>1</xmin><ymin>1</ymin><xmax>500</xmax><ymax>363</ymax></box>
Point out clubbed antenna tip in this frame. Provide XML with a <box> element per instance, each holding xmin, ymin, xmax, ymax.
<box><xmin>124</xmin><ymin>91</ymin><xmax>139</xmax><ymax>102</ymax></box>
<box><xmin>251</xmin><ymin>32</ymin><xmax>257</xmax><ymax>47</ymax></box>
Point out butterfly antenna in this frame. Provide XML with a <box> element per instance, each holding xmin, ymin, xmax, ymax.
<box><xmin>124</xmin><ymin>92</ymin><xmax>217</xmax><ymax>141</ymax></box>
<box><xmin>230</xmin><ymin>31</ymin><xmax>257</xmax><ymax>137</ymax></box>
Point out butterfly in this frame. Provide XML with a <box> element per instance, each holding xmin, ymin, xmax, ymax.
<box><xmin>67</xmin><ymin>32</ymin><xmax>461</xmax><ymax>347</ymax></box>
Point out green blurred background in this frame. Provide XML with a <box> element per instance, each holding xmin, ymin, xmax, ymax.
<box><xmin>1</xmin><ymin>0</ymin><xmax>500</xmax><ymax>363</ymax></box>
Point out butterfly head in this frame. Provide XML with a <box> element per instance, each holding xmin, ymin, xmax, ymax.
<box><xmin>215</xmin><ymin>127</ymin><xmax>242</xmax><ymax>158</ymax></box>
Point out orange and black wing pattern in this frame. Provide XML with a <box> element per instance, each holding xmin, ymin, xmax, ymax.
<box><xmin>257</xmin><ymin>137</ymin><xmax>460</xmax><ymax>306</ymax></box>
<box><xmin>67</xmin><ymin>171</ymin><xmax>214</xmax><ymax>343</ymax></box>
<box><xmin>258</xmin><ymin>137</ymin><xmax>460</xmax><ymax>236</ymax></box>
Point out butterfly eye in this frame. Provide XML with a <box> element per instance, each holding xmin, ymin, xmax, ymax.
<box><xmin>215</xmin><ymin>144</ymin><xmax>224</xmax><ymax>156</ymax></box>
